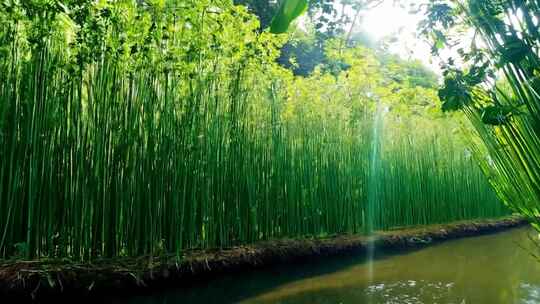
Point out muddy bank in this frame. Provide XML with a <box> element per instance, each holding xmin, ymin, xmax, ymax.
<box><xmin>0</xmin><ymin>216</ymin><xmax>527</xmax><ymax>302</ymax></box>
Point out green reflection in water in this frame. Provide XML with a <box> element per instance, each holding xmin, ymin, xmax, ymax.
<box><xmin>121</xmin><ymin>227</ymin><xmax>540</xmax><ymax>304</ymax></box>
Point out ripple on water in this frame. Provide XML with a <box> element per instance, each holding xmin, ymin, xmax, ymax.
<box><xmin>520</xmin><ymin>282</ymin><xmax>540</xmax><ymax>304</ymax></box>
<box><xmin>365</xmin><ymin>280</ymin><xmax>461</xmax><ymax>304</ymax></box>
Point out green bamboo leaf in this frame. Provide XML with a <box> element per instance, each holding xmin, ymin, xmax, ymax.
<box><xmin>270</xmin><ymin>0</ymin><xmax>308</xmax><ymax>34</ymax></box>
<box><xmin>438</xmin><ymin>74</ymin><xmax>472</xmax><ymax>112</ymax></box>
<box><xmin>481</xmin><ymin>105</ymin><xmax>513</xmax><ymax>126</ymax></box>
<box><xmin>498</xmin><ymin>36</ymin><xmax>530</xmax><ymax>65</ymax></box>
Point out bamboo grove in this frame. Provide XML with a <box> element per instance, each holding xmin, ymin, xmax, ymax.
<box><xmin>422</xmin><ymin>0</ymin><xmax>540</xmax><ymax>230</ymax></box>
<box><xmin>0</xmin><ymin>1</ymin><xmax>509</xmax><ymax>261</ymax></box>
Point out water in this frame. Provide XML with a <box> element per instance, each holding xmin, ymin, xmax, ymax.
<box><xmin>121</xmin><ymin>227</ymin><xmax>540</xmax><ymax>304</ymax></box>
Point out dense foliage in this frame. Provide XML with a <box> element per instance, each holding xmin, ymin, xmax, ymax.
<box><xmin>0</xmin><ymin>0</ymin><xmax>508</xmax><ymax>261</ymax></box>
<box><xmin>421</xmin><ymin>0</ymin><xmax>540</xmax><ymax>230</ymax></box>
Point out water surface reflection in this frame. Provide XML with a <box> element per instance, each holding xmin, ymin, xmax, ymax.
<box><xmin>122</xmin><ymin>227</ymin><xmax>540</xmax><ymax>304</ymax></box>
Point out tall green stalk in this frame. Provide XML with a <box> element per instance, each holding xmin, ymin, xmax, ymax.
<box><xmin>0</xmin><ymin>1</ymin><xmax>508</xmax><ymax>261</ymax></box>
<box><xmin>423</xmin><ymin>0</ymin><xmax>540</xmax><ymax>230</ymax></box>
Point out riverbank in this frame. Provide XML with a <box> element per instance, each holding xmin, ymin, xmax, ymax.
<box><xmin>0</xmin><ymin>216</ymin><xmax>527</xmax><ymax>302</ymax></box>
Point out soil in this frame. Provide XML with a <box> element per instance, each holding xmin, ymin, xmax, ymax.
<box><xmin>0</xmin><ymin>216</ymin><xmax>527</xmax><ymax>302</ymax></box>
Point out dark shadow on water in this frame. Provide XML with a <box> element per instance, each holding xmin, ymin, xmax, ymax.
<box><xmin>111</xmin><ymin>249</ymin><xmax>383</xmax><ymax>304</ymax></box>
<box><xmin>107</xmin><ymin>228</ymin><xmax>525</xmax><ymax>304</ymax></box>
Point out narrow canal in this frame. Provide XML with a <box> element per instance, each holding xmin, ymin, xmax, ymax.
<box><xmin>120</xmin><ymin>227</ymin><xmax>540</xmax><ymax>304</ymax></box>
